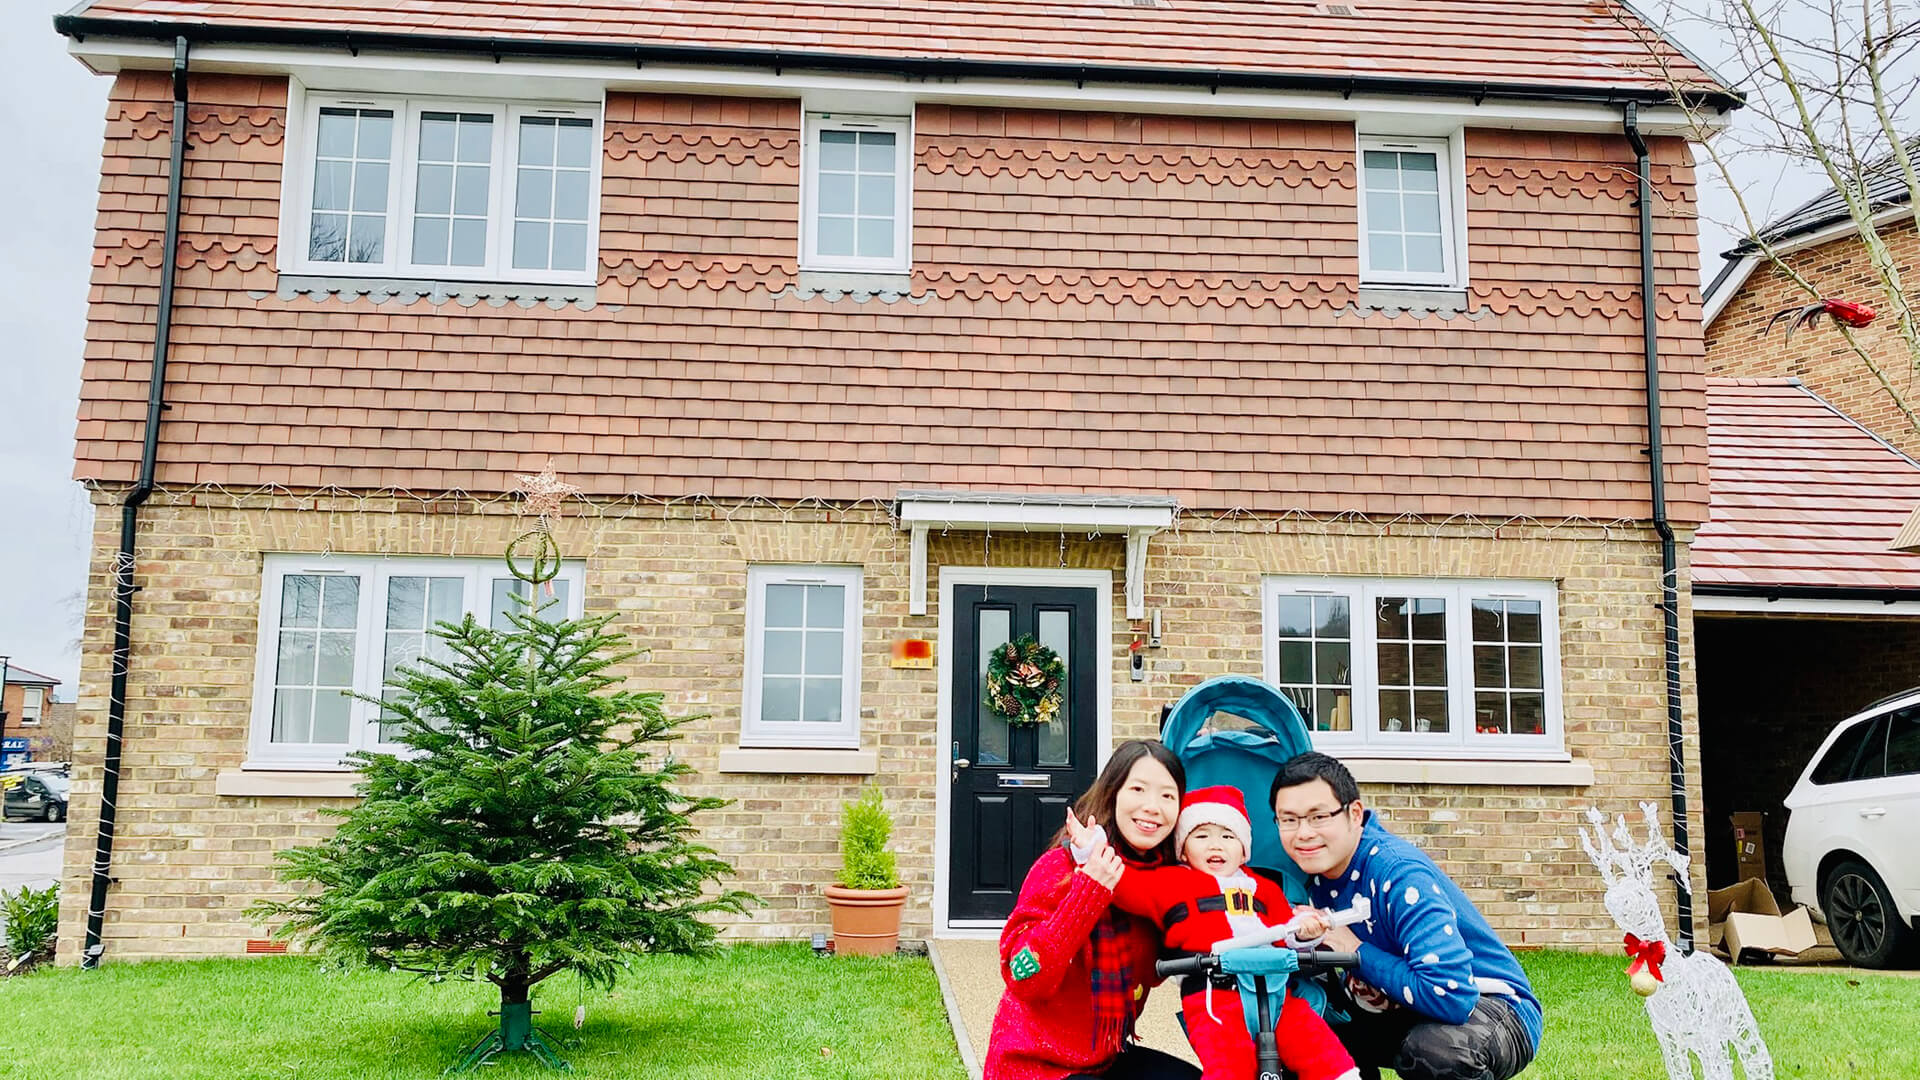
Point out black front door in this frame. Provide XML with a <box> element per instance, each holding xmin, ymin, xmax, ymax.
<box><xmin>949</xmin><ymin>585</ymin><xmax>1099</xmax><ymax>921</ymax></box>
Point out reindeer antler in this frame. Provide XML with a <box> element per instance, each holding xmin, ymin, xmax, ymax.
<box><xmin>1580</xmin><ymin>802</ymin><xmax>1688</xmax><ymax>886</ymax></box>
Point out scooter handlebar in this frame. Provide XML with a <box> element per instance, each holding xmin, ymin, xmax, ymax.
<box><xmin>1154</xmin><ymin>948</ymin><xmax>1359</xmax><ymax>981</ymax></box>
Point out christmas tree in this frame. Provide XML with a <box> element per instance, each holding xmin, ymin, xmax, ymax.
<box><xmin>252</xmin><ymin>546</ymin><xmax>754</xmax><ymax>1070</ymax></box>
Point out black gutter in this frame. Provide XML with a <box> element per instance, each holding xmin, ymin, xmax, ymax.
<box><xmin>1693</xmin><ymin>583</ymin><xmax>1920</xmax><ymax>603</ymax></box>
<box><xmin>86</xmin><ymin>35</ymin><xmax>189</xmax><ymax>970</ymax></box>
<box><xmin>52</xmin><ymin>14</ymin><xmax>1746</xmax><ymax>113</ymax></box>
<box><xmin>1624</xmin><ymin>101</ymin><xmax>1694</xmax><ymax>952</ymax></box>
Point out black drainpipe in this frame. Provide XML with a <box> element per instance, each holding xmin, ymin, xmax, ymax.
<box><xmin>1623</xmin><ymin>101</ymin><xmax>1694</xmax><ymax>951</ymax></box>
<box><xmin>85</xmin><ymin>35</ymin><xmax>190</xmax><ymax>969</ymax></box>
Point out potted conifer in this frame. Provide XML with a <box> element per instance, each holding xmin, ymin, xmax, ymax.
<box><xmin>822</xmin><ymin>785</ymin><xmax>909</xmax><ymax>955</ymax></box>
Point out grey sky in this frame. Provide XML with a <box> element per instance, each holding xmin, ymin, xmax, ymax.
<box><xmin>0</xmin><ymin>2</ymin><xmax>1850</xmax><ymax>703</ymax></box>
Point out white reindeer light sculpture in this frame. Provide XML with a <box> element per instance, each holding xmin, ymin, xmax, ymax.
<box><xmin>1579</xmin><ymin>802</ymin><xmax>1773</xmax><ymax>1080</ymax></box>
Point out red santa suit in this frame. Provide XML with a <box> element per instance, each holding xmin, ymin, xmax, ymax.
<box><xmin>1108</xmin><ymin>786</ymin><xmax>1358</xmax><ymax>1080</ymax></box>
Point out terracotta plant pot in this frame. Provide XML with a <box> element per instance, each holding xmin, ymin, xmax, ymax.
<box><xmin>823</xmin><ymin>883</ymin><xmax>910</xmax><ymax>955</ymax></box>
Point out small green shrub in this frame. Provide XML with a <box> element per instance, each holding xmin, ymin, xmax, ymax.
<box><xmin>839</xmin><ymin>786</ymin><xmax>900</xmax><ymax>890</ymax></box>
<box><xmin>3</xmin><ymin>883</ymin><xmax>59</xmax><ymax>963</ymax></box>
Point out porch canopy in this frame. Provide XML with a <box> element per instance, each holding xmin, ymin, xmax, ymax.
<box><xmin>895</xmin><ymin>490</ymin><xmax>1179</xmax><ymax>619</ymax></box>
<box><xmin>1693</xmin><ymin>378</ymin><xmax>1920</xmax><ymax>613</ymax></box>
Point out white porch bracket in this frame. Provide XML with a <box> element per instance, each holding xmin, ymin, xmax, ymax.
<box><xmin>896</xmin><ymin>490</ymin><xmax>1180</xmax><ymax>619</ymax></box>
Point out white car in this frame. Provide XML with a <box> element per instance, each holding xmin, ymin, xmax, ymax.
<box><xmin>1782</xmin><ymin>689</ymin><xmax>1920</xmax><ymax>968</ymax></box>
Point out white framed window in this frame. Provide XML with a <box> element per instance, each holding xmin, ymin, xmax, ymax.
<box><xmin>249</xmin><ymin>555</ymin><xmax>586</xmax><ymax>768</ymax></box>
<box><xmin>801</xmin><ymin>114</ymin><xmax>913</xmax><ymax>273</ymax></box>
<box><xmin>1356</xmin><ymin>134</ymin><xmax>1464</xmax><ymax>288</ymax></box>
<box><xmin>742</xmin><ymin>565</ymin><xmax>864</xmax><ymax>749</ymax></box>
<box><xmin>1264</xmin><ymin>576</ymin><xmax>1562</xmax><ymax>757</ymax></box>
<box><xmin>284</xmin><ymin>90</ymin><xmax>602</xmax><ymax>286</ymax></box>
<box><xmin>19</xmin><ymin>688</ymin><xmax>43</xmax><ymax>726</ymax></box>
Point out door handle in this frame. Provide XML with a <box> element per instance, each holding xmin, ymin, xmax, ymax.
<box><xmin>954</xmin><ymin>758</ymin><xmax>970</xmax><ymax>769</ymax></box>
<box><xmin>1859</xmin><ymin>807</ymin><xmax>1887</xmax><ymax>819</ymax></box>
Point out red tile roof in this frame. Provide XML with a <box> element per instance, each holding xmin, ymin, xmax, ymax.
<box><xmin>63</xmin><ymin>0</ymin><xmax>1731</xmax><ymax>105</ymax></box>
<box><xmin>1694</xmin><ymin>378</ymin><xmax>1920</xmax><ymax>594</ymax></box>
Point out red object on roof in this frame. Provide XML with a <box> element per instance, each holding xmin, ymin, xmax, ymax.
<box><xmin>1694</xmin><ymin>378</ymin><xmax>1920</xmax><ymax>594</ymax></box>
<box><xmin>65</xmin><ymin>0</ymin><xmax>1726</xmax><ymax>100</ymax></box>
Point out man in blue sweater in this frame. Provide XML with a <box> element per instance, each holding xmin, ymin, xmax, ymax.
<box><xmin>1273</xmin><ymin>753</ymin><xmax>1540</xmax><ymax>1080</ymax></box>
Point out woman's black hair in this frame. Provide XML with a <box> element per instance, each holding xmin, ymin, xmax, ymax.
<box><xmin>1052</xmin><ymin>738</ymin><xmax>1187</xmax><ymax>860</ymax></box>
<box><xmin>1269</xmin><ymin>751</ymin><xmax>1361</xmax><ymax>809</ymax></box>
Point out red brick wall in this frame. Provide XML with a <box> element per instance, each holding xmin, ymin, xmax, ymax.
<box><xmin>75</xmin><ymin>73</ymin><xmax>1708</xmax><ymax>521</ymax></box>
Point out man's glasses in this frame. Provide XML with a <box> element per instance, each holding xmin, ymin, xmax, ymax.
<box><xmin>1276</xmin><ymin>802</ymin><xmax>1352</xmax><ymax>833</ymax></box>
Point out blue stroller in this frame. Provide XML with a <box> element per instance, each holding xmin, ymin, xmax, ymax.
<box><xmin>1156</xmin><ymin>676</ymin><xmax>1367</xmax><ymax>1080</ymax></box>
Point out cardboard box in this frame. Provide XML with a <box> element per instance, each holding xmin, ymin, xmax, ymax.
<box><xmin>1706</xmin><ymin>877</ymin><xmax>1817</xmax><ymax>961</ymax></box>
<box><xmin>1730</xmin><ymin>811</ymin><xmax>1768</xmax><ymax>884</ymax></box>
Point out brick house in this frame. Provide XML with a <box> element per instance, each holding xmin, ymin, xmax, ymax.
<box><xmin>1</xmin><ymin>664</ymin><xmax>61</xmax><ymax>767</ymax></box>
<box><xmin>1697</xmin><ymin>155</ymin><xmax>1920</xmax><ymax>894</ymax></box>
<box><xmin>52</xmin><ymin>0</ymin><xmax>1737</xmax><ymax>963</ymax></box>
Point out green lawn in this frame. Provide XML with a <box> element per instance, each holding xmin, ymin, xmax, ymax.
<box><xmin>1521</xmin><ymin>950</ymin><xmax>1920</xmax><ymax>1079</ymax></box>
<box><xmin>0</xmin><ymin>944</ymin><xmax>969</xmax><ymax>1080</ymax></box>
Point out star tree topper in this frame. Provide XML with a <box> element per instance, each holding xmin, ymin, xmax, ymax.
<box><xmin>512</xmin><ymin>463</ymin><xmax>582</xmax><ymax>530</ymax></box>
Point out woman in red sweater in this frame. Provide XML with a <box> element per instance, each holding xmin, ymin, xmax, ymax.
<box><xmin>983</xmin><ymin>739</ymin><xmax>1202</xmax><ymax>1080</ymax></box>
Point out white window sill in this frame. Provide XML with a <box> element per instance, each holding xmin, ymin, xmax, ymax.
<box><xmin>216</xmin><ymin>769</ymin><xmax>364</xmax><ymax>798</ymax></box>
<box><xmin>717</xmin><ymin>748</ymin><xmax>879</xmax><ymax>775</ymax></box>
<box><xmin>1344</xmin><ymin>757</ymin><xmax>1594</xmax><ymax>787</ymax></box>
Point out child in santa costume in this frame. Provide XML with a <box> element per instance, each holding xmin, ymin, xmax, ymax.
<box><xmin>1078</xmin><ymin>785</ymin><xmax>1359</xmax><ymax>1080</ymax></box>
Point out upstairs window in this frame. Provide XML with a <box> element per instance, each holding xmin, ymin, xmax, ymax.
<box><xmin>288</xmin><ymin>93</ymin><xmax>601</xmax><ymax>285</ymax></box>
<box><xmin>1357</xmin><ymin>135</ymin><xmax>1462</xmax><ymax>288</ymax></box>
<box><xmin>19</xmin><ymin>687</ymin><xmax>43</xmax><ymax>725</ymax></box>
<box><xmin>801</xmin><ymin>114</ymin><xmax>913</xmax><ymax>273</ymax></box>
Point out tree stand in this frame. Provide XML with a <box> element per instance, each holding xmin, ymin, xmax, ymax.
<box><xmin>451</xmin><ymin>1001</ymin><xmax>571</xmax><ymax>1073</ymax></box>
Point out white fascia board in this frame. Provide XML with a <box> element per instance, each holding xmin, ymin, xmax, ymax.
<box><xmin>897</xmin><ymin>497</ymin><xmax>1175</xmax><ymax>532</ymax></box>
<box><xmin>1700</xmin><ymin>254</ymin><xmax>1756</xmax><ymax>327</ymax></box>
<box><xmin>1693</xmin><ymin>594</ymin><xmax>1920</xmax><ymax>616</ymax></box>
<box><xmin>70</xmin><ymin>37</ymin><xmax>1716</xmax><ymax>136</ymax></box>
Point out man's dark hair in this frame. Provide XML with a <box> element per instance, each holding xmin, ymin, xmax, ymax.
<box><xmin>1270</xmin><ymin>751</ymin><xmax>1360</xmax><ymax>809</ymax></box>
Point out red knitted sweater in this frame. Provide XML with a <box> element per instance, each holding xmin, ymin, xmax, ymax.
<box><xmin>982</xmin><ymin>847</ymin><xmax>1165</xmax><ymax>1080</ymax></box>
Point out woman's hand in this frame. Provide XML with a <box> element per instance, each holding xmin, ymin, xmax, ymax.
<box><xmin>1079</xmin><ymin>842</ymin><xmax>1125</xmax><ymax>891</ymax></box>
<box><xmin>1063</xmin><ymin>808</ymin><xmax>1109</xmax><ymax>858</ymax></box>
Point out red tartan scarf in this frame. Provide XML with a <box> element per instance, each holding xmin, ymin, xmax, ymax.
<box><xmin>1084</xmin><ymin>847</ymin><xmax>1170</xmax><ymax>1053</ymax></box>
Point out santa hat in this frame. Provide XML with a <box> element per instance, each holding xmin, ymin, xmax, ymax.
<box><xmin>1175</xmin><ymin>785</ymin><xmax>1254</xmax><ymax>855</ymax></box>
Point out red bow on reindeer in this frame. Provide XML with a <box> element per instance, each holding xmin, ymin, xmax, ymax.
<box><xmin>1623</xmin><ymin>933</ymin><xmax>1667</xmax><ymax>983</ymax></box>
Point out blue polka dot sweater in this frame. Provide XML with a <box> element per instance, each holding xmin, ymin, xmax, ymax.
<box><xmin>1305</xmin><ymin>813</ymin><xmax>1543</xmax><ymax>1052</ymax></box>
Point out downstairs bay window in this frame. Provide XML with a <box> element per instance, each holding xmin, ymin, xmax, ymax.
<box><xmin>1263</xmin><ymin>576</ymin><xmax>1563</xmax><ymax>757</ymax></box>
<box><xmin>248</xmin><ymin>554</ymin><xmax>584</xmax><ymax>768</ymax></box>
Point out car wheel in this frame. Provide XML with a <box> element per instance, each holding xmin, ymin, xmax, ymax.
<box><xmin>49</xmin><ymin>803</ymin><xmax>65</xmax><ymax>823</ymax></box>
<box><xmin>43</xmin><ymin>804</ymin><xmax>60</xmax><ymax>823</ymax></box>
<box><xmin>1823</xmin><ymin>860</ymin><xmax>1915</xmax><ymax>968</ymax></box>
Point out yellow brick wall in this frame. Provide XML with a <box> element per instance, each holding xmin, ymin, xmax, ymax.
<box><xmin>58</xmin><ymin>493</ymin><xmax>1703</xmax><ymax>961</ymax></box>
<box><xmin>1706</xmin><ymin>216</ymin><xmax>1920</xmax><ymax>454</ymax></box>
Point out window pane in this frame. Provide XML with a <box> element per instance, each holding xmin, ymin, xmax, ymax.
<box><xmin>802</xmin><ymin>678</ymin><xmax>842</xmax><ymax>724</ymax></box>
<box><xmin>313</xmin><ymin>162</ymin><xmax>352</xmax><ymax>211</ymax></box>
<box><xmin>519</xmin><ymin>117</ymin><xmax>554</xmax><ymax>166</ymax></box>
<box><xmin>1369</xmin><ymin>234</ymin><xmax>1403</xmax><ymax>272</ymax></box>
<box><xmin>282</xmin><ymin>576</ymin><xmax>321</xmax><ymax>627</ymax></box>
<box><xmin>1510</xmin><ymin>693</ymin><xmax>1545</xmax><ymax>735</ymax></box>
<box><xmin>347</xmin><ymin>214</ymin><xmax>385</xmax><ymax>263</ymax></box>
<box><xmin>456</xmin><ymin>115</ymin><xmax>493</xmax><ymax>162</ymax></box>
<box><xmin>275</xmin><ymin>630</ymin><xmax>316</xmax><ymax>684</ymax></box>
<box><xmin>317</xmin><ymin>108</ymin><xmax>357</xmax><ymax>157</ymax></box>
<box><xmin>1314</xmin><ymin>642</ymin><xmax>1350</xmax><ymax>685</ymax></box>
<box><xmin>420</xmin><ymin>114</ymin><xmax>456</xmax><ymax>160</ymax></box>
<box><xmin>513</xmin><ymin>221</ymin><xmax>550</xmax><ymax>269</ymax></box>
<box><xmin>1376</xmin><ymin>641</ymin><xmax>1410</xmax><ymax>686</ymax></box>
<box><xmin>1037</xmin><ymin>609</ymin><xmax>1072</xmax><ymax>767</ymax></box>
<box><xmin>272</xmin><ymin>688</ymin><xmax>313</xmax><ymax>743</ymax></box>
<box><xmin>1475</xmin><ymin>691</ymin><xmax>1508</xmax><ymax>735</ymax></box>
<box><xmin>311</xmin><ymin>689</ymin><xmax>352</xmax><ymax>743</ymax></box>
<box><xmin>550</xmin><ymin>223</ymin><xmax>588</xmax><ymax>272</ymax></box>
<box><xmin>1411</xmin><ymin>643</ymin><xmax>1447</xmax><ymax>685</ymax></box>
<box><xmin>858</xmin><ymin>173</ymin><xmax>895</xmax><ymax>215</ymax></box>
<box><xmin>352</xmin><ymin>163</ymin><xmax>388</xmax><ymax>212</ymax></box>
<box><xmin>320</xmin><ymin>576</ymin><xmax>360</xmax><ymax>628</ymax></box>
<box><xmin>1887</xmin><ymin>708</ymin><xmax>1920</xmax><ymax>776</ymax></box>
<box><xmin>817</xmin><ymin>215</ymin><xmax>855</xmax><ymax>256</ymax></box>
<box><xmin>806</xmin><ymin>584</ymin><xmax>845</xmax><ymax>627</ymax></box>
<box><xmin>1507</xmin><ymin>601</ymin><xmax>1542</xmax><ymax>642</ymax></box>
<box><xmin>1275</xmin><ymin>595</ymin><xmax>1313</xmax><ymax>636</ymax></box>
<box><xmin>417</xmin><ymin>164</ymin><xmax>454</xmax><ymax>215</ymax></box>
<box><xmin>553</xmin><ymin>171</ymin><xmax>590</xmax><ymax>220</ymax></box>
<box><xmin>358</xmin><ymin>113</ymin><xmax>393</xmax><ymax>160</ymax></box>
<box><xmin>976</xmin><ymin>608</ymin><xmax>1012</xmax><ymax>766</ymax></box>
<box><xmin>1404</xmin><ymin>193</ymin><xmax>1443</xmax><ymax>233</ymax></box>
<box><xmin>384</xmin><ymin>631</ymin><xmax>422</xmax><ymax>680</ymax></box>
<box><xmin>428</xmin><ymin>578</ymin><xmax>463</xmax><ymax>624</ymax></box>
<box><xmin>1474</xmin><ymin>645</ymin><xmax>1506</xmax><ymax>687</ymax></box>
<box><xmin>1405</xmin><ymin>234</ymin><xmax>1445</xmax><ymax>273</ymax></box>
<box><xmin>1409</xmin><ymin>598</ymin><xmax>1446</xmax><ymax>639</ymax></box>
<box><xmin>1378</xmin><ymin>689</ymin><xmax>1410</xmax><ymax>733</ymax></box>
<box><xmin>1318</xmin><ymin>688</ymin><xmax>1353</xmax><ymax>731</ymax></box>
<box><xmin>451</xmin><ymin>218</ymin><xmax>488</xmax><ymax>266</ymax></box>
<box><xmin>818</xmin><ymin>173</ymin><xmax>856</xmax><ymax>215</ymax></box>
<box><xmin>309</xmin><ymin>214</ymin><xmax>347</xmax><ymax>262</ymax></box>
<box><xmin>387</xmin><ymin>576</ymin><xmax>425</xmax><ymax>628</ymax></box>
<box><xmin>1812</xmin><ymin>717</ymin><xmax>1881</xmax><ymax>784</ymax></box>
<box><xmin>1315</xmin><ymin>596</ymin><xmax>1350</xmax><ymax>637</ymax></box>
<box><xmin>1366</xmin><ymin>191</ymin><xmax>1401</xmax><ymax>232</ymax></box>
<box><xmin>1401</xmin><ymin>153</ymin><xmax>1440</xmax><ymax>190</ymax></box>
<box><xmin>763</xmin><ymin>629</ymin><xmax>803</xmax><ymax>675</ymax></box>
<box><xmin>1471</xmin><ymin>599</ymin><xmax>1502</xmax><ymax>642</ymax></box>
<box><xmin>516</xmin><ymin>169</ymin><xmax>554</xmax><ymax>217</ymax></box>
<box><xmin>413</xmin><ymin>217</ymin><xmax>451</xmax><ymax>265</ymax></box>
<box><xmin>1413</xmin><ymin>690</ymin><xmax>1449</xmax><ymax>733</ymax></box>
<box><xmin>491</xmin><ymin>578</ymin><xmax>570</xmax><ymax>628</ymax></box>
<box><xmin>1279</xmin><ymin>640</ymin><xmax>1311</xmax><ymax>684</ymax></box>
<box><xmin>765</xmin><ymin>584</ymin><xmax>805</xmax><ymax>627</ymax></box>
<box><xmin>555</xmin><ymin>118</ymin><xmax>594</xmax><ymax>168</ymax></box>
<box><xmin>804</xmin><ymin>630</ymin><xmax>843</xmax><ymax>676</ymax></box>
<box><xmin>1376</xmin><ymin>597</ymin><xmax>1409</xmax><ymax>639</ymax></box>
<box><xmin>819</xmin><ymin>129</ymin><xmax>857</xmax><ymax>171</ymax></box>
<box><xmin>316</xmin><ymin>633</ymin><xmax>355</xmax><ymax>685</ymax></box>
<box><xmin>760</xmin><ymin>677</ymin><xmax>801</xmax><ymax>723</ymax></box>
<box><xmin>1509</xmin><ymin>646</ymin><xmax>1543</xmax><ymax>689</ymax></box>
<box><xmin>454</xmin><ymin>166</ymin><xmax>490</xmax><ymax>216</ymax></box>
<box><xmin>857</xmin><ymin>131</ymin><xmax>896</xmax><ymax>171</ymax></box>
<box><xmin>856</xmin><ymin>218</ymin><xmax>893</xmax><ymax>258</ymax></box>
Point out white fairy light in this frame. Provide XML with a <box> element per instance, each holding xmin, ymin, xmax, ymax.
<box><xmin>1579</xmin><ymin>802</ymin><xmax>1774</xmax><ymax>1080</ymax></box>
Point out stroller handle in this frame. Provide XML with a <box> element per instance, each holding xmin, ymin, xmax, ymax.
<box><xmin>1154</xmin><ymin>948</ymin><xmax>1359</xmax><ymax>981</ymax></box>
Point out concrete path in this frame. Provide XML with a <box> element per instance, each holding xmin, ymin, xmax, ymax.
<box><xmin>0</xmin><ymin>823</ymin><xmax>63</xmax><ymax>892</ymax></box>
<box><xmin>930</xmin><ymin>938</ymin><xmax>1199</xmax><ymax>1080</ymax></box>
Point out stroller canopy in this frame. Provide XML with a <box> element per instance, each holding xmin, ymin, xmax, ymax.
<box><xmin>1161</xmin><ymin>676</ymin><xmax>1317</xmax><ymax>901</ymax></box>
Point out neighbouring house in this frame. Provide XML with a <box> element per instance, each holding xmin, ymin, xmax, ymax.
<box><xmin>1698</xmin><ymin>151</ymin><xmax>1920</xmax><ymax>896</ymax></box>
<box><xmin>51</xmin><ymin>0</ymin><xmax>1739</xmax><ymax>964</ymax></box>
<box><xmin>1</xmin><ymin>664</ymin><xmax>60</xmax><ymax>768</ymax></box>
